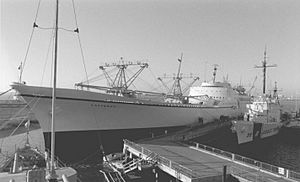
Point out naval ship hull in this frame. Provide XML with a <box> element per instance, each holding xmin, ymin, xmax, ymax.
<box><xmin>12</xmin><ymin>83</ymin><xmax>239</xmax><ymax>163</ymax></box>
<box><xmin>232</xmin><ymin>121</ymin><xmax>282</xmax><ymax>144</ymax></box>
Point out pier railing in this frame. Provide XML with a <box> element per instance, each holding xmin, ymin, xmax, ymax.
<box><xmin>124</xmin><ymin>139</ymin><xmax>300</xmax><ymax>182</ymax></box>
<box><xmin>190</xmin><ymin>141</ymin><xmax>300</xmax><ymax>182</ymax></box>
<box><xmin>123</xmin><ymin>139</ymin><xmax>202</xmax><ymax>179</ymax></box>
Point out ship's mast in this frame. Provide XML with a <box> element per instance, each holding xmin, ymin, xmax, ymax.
<box><xmin>157</xmin><ymin>54</ymin><xmax>199</xmax><ymax>97</ymax></box>
<box><xmin>254</xmin><ymin>47</ymin><xmax>277</xmax><ymax>94</ymax></box>
<box><xmin>173</xmin><ymin>53</ymin><xmax>183</xmax><ymax>97</ymax></box>
<box><xmin>47</xmin><ymin>0</ymin><xmax>59</xmax><ymax>181</ymax></box>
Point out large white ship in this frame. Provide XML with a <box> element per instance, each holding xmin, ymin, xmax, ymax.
<box><xmin>8</xmin><ymin>0</ymin><xmax>242</xmax><ymax>163</ymax></box>
<box><xmin>12</xmin><ymin>61</ymin><xmax>241</xmax><ymax>162</ymax></box>
<box><xmin>0</xmin><ymin>98</ymin><xmax>36</xmax><ymax>130</ymax></box>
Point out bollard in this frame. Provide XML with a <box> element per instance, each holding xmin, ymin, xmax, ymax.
<box><xmin>12</xmin><ymin>153</ymin><xmax>19</xmax><ymax>173</ymax></box>
<box><xmin>222</xmin><ymin>165</ymin><xmax>227</xmax><ymax>182</ymax></box>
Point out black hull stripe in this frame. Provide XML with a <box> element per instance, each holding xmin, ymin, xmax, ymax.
<box><xmin>43</xmin><ymin>125</ymin><xmax>186</xmax><ymax>163</ymax></box>
<box><xmin>20</xmin><ymin>94</ymin><xmax>236</xmax><ymax>109</ymax></box>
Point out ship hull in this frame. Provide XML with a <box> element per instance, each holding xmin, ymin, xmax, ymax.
<box><xmin>0</xmin><ymin>101</ymin><xmax>36</xmax><ymax>130</ymax></box>
<box><xmin>232</xmin><ymin>121</ymin><xmax>282</xmax><ymax>144</ymax></box>
<box><xmin>44</xmin><ymin>125</ymin><xmax>185</xmax><ymax>163</ymax></box>
<box><xmin>12</xmin><ymin>83</ymin><xmax>240</xmax><ymax>132</ymax></box>
<box><xmin>12</xmin><ymin>83</ymin><xmax>240</xmax><ymax>163</ymax></box>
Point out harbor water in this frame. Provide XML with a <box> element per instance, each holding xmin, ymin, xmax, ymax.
<box><xmin>192</xmin><ymin>126</ymin><xmax>300</xmax><ymax>172</ymax></box>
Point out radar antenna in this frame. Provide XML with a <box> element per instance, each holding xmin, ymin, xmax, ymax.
<box><xmin>269</xmin><ymin>81</ymin><xmax>282</xmax><ymax>99</ymax></box>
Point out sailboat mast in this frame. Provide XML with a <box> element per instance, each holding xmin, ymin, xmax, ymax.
<box><xmin>50</xmin><ymin>0</ymin><xmax>59</xmax><ymax>178</ymax></box>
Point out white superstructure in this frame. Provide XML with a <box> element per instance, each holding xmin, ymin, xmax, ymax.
<box><xmin>188</xmin><ymin>66</ymin><xmax>251</xmax><ymax>114</ymax></box>
<box><xmin>189</xmin><ymin>82</ymin><xmax>251</xmax><ymax>116</ymax></box>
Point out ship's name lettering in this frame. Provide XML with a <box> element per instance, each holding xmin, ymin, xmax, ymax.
<box><xmin>91</xmin><ymin>104</ymin><xmax>116</xmax><ymax>108</ymax></box>
<box><xmin>261</xmin><ymin>127</ymin><xmax>279</xmax><ymax>135</ymax></box>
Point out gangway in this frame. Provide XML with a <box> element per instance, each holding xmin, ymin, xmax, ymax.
<box><xmin>123</xmin><ymin>151</ymin><xmax>157</xmax><ymax>174</ymax></box>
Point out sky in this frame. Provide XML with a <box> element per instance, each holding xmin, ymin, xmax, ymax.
<box><xmin>1</xmin><ymin>0</ymin><xmax>300</xmax><ymax>97</ymax></box>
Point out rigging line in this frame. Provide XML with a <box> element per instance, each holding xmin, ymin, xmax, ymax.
<box><xmin>20</xmin><ymin>0</ymin><xmax>42</xmax><ymax>81</ymax></box>
<box><xmin>71</xmin><ymin>0</ymin><xmax>80</xmax><ymax>28</ymax></box>
<box><xmin>40</xmin><ymin>22</ymin><xmax>56</xmax><ymax>86</ymax></box>
<box><xmin>0</xmin><ymin>97</ymin><xmax>40</xmax><ymax>149</ymax></box>
<box><xmin>127</xmin><ymin>69</ymin><xmax>152</xmax><ymax>91</ymax></box>
<box><xmin>124</xmin><ymin>70</ymin><xmax>136</xmax><ymax>90</ymax></box>
<box><xmin>59</xmin><ymin>27</ymin><xmax>77</xmax><ymax>32</ymax></box>
<box><xmin>148</xmin><ymin>68</ymin><xmax>163</xmax><ymax>89</ymax></box>
<box><xmin>20</xmin><ymin>28</ymin><xmax>35</xmax><ymax>83</ymax></box>
<box><xmin>80</xmin><ymin>65</ymin><xmax>106</xmax><ymax>83</ymax></box>
<box><xmin>33</xmin><ymin>0</ymin><xmax>42</xmax><ymax>23</ymax></box>
<box><xmin>83</xmin><ymin>72</ymin><xmax>107</xmax><ymax>83</ymax></box>
<box><xmin>36</xmin><ymin>26</ymin><xmax>54</xmax><ymax>30</ymax></box>
<box><xmin>77</xmin><ymin>35</ymin><xmax>89</xmax><ymax>86</ymax></box>
<box><xmin>0</xmin><ymin>101</ymin><xmax>31</xmax><ymax>131</ymax></box>
<box><xmin>0</xmin><ymin>89</ymin><xmax>12</xmax><ymax>97</ymax></box>
<box><xmin>71</xmin><ymin>0</ymin><xmax>89</xmax><ymax>86</ymax></box>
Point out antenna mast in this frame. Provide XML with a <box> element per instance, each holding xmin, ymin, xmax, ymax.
<box><xmin>18</xmin><ymin>62</ymin><xmax>23</xmax><ymax>83</ymax></box>
<box><xmin>212</xmin><ymin>64</ymin><xmax>219</xmax><ymax>83</ymax></box>
<box><xmin>254</xmin><ymin>46</ymin><xmax>277</xmax><ymax>94</ymax></box>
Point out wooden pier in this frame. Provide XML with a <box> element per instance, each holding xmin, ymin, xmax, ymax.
<box><xmin>123</xmin><ymin>139</ymin><xmax>300</xmax><ymax>182</ymax></box>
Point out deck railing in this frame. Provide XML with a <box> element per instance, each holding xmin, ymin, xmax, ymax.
<box><xmin>124</xmin><ymin>139</ymin><xmax>300</xmax><ymax>182</ymax></box>
<box><xmin>191</xmin><ymin>141</ymin><xmax>300</xmax><ymax>182</ymax></box>
<box><xmin>123</xmin><ymin>139</ymin><xmax>203</xmax><ymax>179</ymax></box>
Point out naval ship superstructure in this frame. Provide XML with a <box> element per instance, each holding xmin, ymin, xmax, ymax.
<box><xmin>231</xmin><ymin>49</ymin><xmax>284</xmax><ymax>144</ymax></box>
